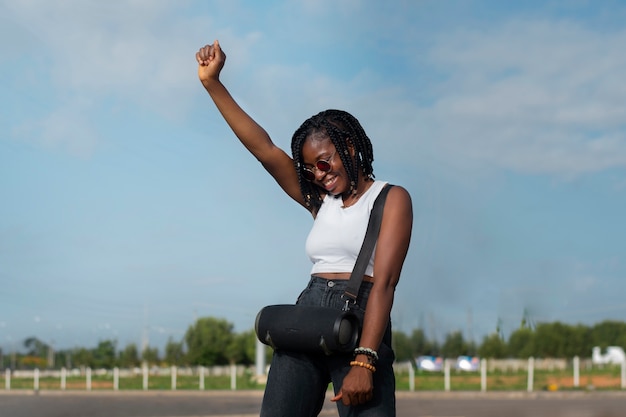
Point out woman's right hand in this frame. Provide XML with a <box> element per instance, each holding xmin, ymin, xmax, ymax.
<box><xmin>196</xmin><ymin>40</ymin><xmax>226</xmax><ymax>86</ymax></box>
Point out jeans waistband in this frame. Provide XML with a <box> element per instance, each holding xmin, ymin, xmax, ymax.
<box><xmin>308</xmin><ymin>274</ymin><xmax>373</xmax><ymax>290</ymax></box>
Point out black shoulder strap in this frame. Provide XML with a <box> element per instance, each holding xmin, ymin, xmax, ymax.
<box><xmin>343</xmin><ymin>184</ymin><xmax>392</xmax><ymax>305</ymax></box>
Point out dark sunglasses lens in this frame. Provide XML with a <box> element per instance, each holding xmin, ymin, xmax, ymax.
<box><xmin>302</xmin><ymin>169</ymin><xmax>316</xmax><ymax>181</ymax></box>
<box><xmin>316</xmin><ymin>160</ymin><xmax>331</xmax><ymax>172</ymax></box>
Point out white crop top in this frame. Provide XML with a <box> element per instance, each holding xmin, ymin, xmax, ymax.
<box><xmin>306</xmin><ymin>180</ymin><xmax>388</xmax><ymax>277</ymax></box>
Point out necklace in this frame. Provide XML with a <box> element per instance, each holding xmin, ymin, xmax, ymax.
<box><xmin>341</xmin><ymin>181</ymin><xmax>372</xmax><ymax>208</ymax></box>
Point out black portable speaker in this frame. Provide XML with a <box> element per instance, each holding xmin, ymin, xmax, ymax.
<box><xmin>255</xmin><ymin>304</ymin><xmax>360</xmax><ymax>355</ymax></box>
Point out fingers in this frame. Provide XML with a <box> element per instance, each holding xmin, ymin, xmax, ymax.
<box><xmin>330</xmin><ymin>390</ymin><xmax>351</xmax><ymax>406</ymax></box>
<box><xmin>362</xmin><ymin>391</ymin><xmax>374</xmax><ymax>403</ymax></box>
<box><xmin>347</xmin><ymin>391</ymin><xmax>371</xmax><ymax>405</ymax></box>
<box><xmin>330</xmin><ymin>389</ymin><xmax>372</xmax><ymax>406</ymax></box>
<box><xmin>196</xmin><ymin>39</ymin><xmax>226</xmax><ymax>83</ymax></box>
<box><xmin>196</xmin><ymin>43</ymin><xmax>213</xmax><ymax>65</ymax></box>
<box><xmin>196</xmin><ymin>40</ymin><xmax>222</xmax><ymax>65</ymax></box>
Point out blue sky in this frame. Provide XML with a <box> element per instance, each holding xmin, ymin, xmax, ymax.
<box><xmin>2</xmin><ymin>0</ymin><xmax>626</xmax><ymax>354</ymax></box>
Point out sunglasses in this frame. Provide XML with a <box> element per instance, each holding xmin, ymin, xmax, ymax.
<box><xmin>301</xmin><ymin>150</ymin><xmax>337</xmax><ymax>181</ymax></box>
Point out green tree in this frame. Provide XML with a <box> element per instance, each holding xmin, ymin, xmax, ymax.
<box><xmin>534</xmin><ymin>322</ymin><xmax>590</xmax><ymax>358</ymax></box>
<box><xmin>441</xmin><ymin>331</ymin><xmax>468</xmax><ymax>358</ymax></box>
<box><xmin>591</xmin><ymin>320</ymin><xmax>626</xmax><ymax>348</ymax></box>
<box><xmin>23</xmin><ymin>337</ymin><xmax>48</xmax><ymax>358</ymax></box>
<box><xmin>164</xmin><ymin>337</ymin><xmax>186</xmax><ymax>366</ymax></box>
<box><xmin>392</xmin><ymin>330</ymin><xmax>412</xmax><ymax>362</ymax></box>
<box><xmin>478</xmin><ymin>333</ymin><xmax>507</xmax><ymax>358</ymax></box>
<box><xmin>142</xmin><ymin>346</ymin><xmax>160</xmax><ymax>365</ymax></box>
<box><xmin>406</xmin><ymin>328</ymin><xmax>441</xmax><ymax>356</ymax></box>
<box><xmin>226</xmin><ymin>330</ymin><xmax>257</xmax><ymax>365</ymax></box>
<box><xmin>55</xmin><ymin>349</ymin><xmax>73</xmax><ymax>369</ymax></box>
<box><xmin>185</xmin><ymin>317</ymin><xmax>235</xmax><ymax>366</ymax></box>
<box><xmin>410</xmin><ymin>329</ymin><xmax>429</xmax><ymax>356</ymax></box>
<box><xmin>567</xmin><ymin>324</ymin><xmax>593</xmax><ymax>357</ymax></box>
<box><xmin>72</xmin><ymin>347</ymin><xmax>94</xmax><ymax>368</ymax></box>
<box><xmin>119</xmin><ymin>343</ymin><xmax>140</xmax><ymax>368</ymax></box>
<box><xmin>466</xmin><ymin>339</ymin><xmax>478</xmax><ymax>356</ymax></box>
<box><xmin>507</xmin><ymin>327</ymin><xmax>535</xmax><ymax>358</ymax></box>
<box><xmin>92</xmin><ymin>340</ymin><xmax>117</xmax><ymax>368</ymax></box>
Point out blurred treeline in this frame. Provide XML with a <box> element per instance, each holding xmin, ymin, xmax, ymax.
<box><xmin>2</xmin><ymin>318</ymin><xmax>625</xmax><ymax>370</ymax></box>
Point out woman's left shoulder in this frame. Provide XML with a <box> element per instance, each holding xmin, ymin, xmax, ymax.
<box><xmin>379</xmin><ymin>184</ymin><xmax>413</xmax><ymax>239</ymax></box>
<box><xmin>383</xmin><ymin>184</ymin><xmax>413</xmax><ymax>215</ymax></box>
<box><xmin>385</xmin><ymin>184</ymin><xmax>411</xmax><ymax>202</ymax></box>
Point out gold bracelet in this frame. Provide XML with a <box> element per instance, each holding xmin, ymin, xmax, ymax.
<box><xmin>350</xmin><ymin>360</ymin><xmax>376</xmax><ymax>373</ymax></box>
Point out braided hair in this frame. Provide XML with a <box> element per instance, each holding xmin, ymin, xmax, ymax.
<box><xmin>291</xmin><ymin>109</ymin><xmax>374</xmax><ymax>212</ymax></box>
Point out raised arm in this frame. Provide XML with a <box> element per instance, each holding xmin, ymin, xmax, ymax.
<box><xmin>196</xmin><ymin>40</ymin><xmax>305</xmax><ymax>207</ymax></box>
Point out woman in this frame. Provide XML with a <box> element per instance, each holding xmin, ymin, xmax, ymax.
<box><xmin>196</xmin><ymin>40</ymin><xmax>412</xmax><ymax>417</ymax></box>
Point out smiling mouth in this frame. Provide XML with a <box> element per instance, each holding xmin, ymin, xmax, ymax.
<box><xmin>322</xmin><ymin>175</ymin><xmax>338</xmax><ymax>193</ymax></box>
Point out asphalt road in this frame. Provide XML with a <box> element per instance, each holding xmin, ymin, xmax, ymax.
<box><xmin>1</xmin><ymin>390</ymin><xmax>626</xmax><ymax>417</ymax></box>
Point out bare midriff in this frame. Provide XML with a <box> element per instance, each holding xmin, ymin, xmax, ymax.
<box><xmin>313</xmin><ymin>272</ymin><xmax>375</xmax><ymax>283</ymax></box>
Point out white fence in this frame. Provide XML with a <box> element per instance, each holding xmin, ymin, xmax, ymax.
<box><xmin>2</xmin><ymin>364</ymin><xmax>257</xmax><ymax>391</ymax></box>
<box><xmin>394</xmin><ymin>357</ymin><xmax>626</xmax><ymax>392</ymax></box>
<box><xmin>4</xmin><ymin>358</ymin><xmax>626</xmax><ymax>392</ymax></box>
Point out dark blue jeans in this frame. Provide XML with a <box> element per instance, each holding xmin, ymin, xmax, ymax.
<box><xmin>260</xmin><ymin>275</ymin><xmax>396</xmax><ymax>417</ymax></box>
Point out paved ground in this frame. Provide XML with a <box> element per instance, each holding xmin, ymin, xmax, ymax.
<box><xmin>2</xmin><ymin>390</ymin><xmax>626</xmax><ymax>417</ymax></box>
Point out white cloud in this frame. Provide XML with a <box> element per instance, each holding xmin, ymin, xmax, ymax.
<box><xmin>417</xmin><ymin>19</ymin><xmax>626</xmax><ymax>178</ymax></box>
<box><xmin>0</xmin><ymin>0</ymin><xmax>275</xmax><ymax>158</ymax></box>
<box><xmin>3</xmin><ymin>1</ymin><xmax>207</xmax><ymax>121</ymax></box>
<box><xmin>224</xmin><ymin>16</ymin><xmax>626</xmax><ymax>187</ymax></box>
<box><xmin>4</xmin><ymin>1</ymin><xmax>625</xmax><ymax>180</ymax></box>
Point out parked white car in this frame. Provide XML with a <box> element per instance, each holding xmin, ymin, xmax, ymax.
<box><xmin>456</xmin><ymin>356</ymin><xmax>480</xmax><ymax>371</ymax></box>
<box><xmin>415</xmin><ymin>356</ymin><xmax>443</xmax><ymax>372</ymax></box>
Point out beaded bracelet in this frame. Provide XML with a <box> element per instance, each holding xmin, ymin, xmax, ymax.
<box><xmin>354</xmin><ymin>347</ymin><xmax>379</xmax><ymax>363</ymax></box>
<box><xmin>350</xmin><ymin>360</ymin><xmax>376</xmax><ymax>373</ymax></box>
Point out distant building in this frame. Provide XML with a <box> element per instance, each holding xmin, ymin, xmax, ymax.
<box><xmin>592</xmin><ymin>346</ymin><xmax>626</xmax><ymax>365</ymax></box>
